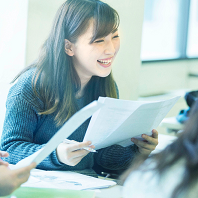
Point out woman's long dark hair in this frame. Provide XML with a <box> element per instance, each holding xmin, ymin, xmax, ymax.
<box><xmin>13</xmin><ymin>0</ymin><xmax>119</xmax><ymax>126</ymax></box>
<box><xmin>122</xmin><ymin>100</ymin><xmax>198</xmax><ymax>198</ymax></box>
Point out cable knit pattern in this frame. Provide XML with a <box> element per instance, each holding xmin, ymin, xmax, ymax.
<box><xmin>1</xmin><ymin>69</ymin><xmax>139</xmax><ymax>174</ymax></box>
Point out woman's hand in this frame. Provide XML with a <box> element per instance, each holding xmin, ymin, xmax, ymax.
<box><xmin>0</xmin><ymin>151</ymin><xmax>9</xmax><ymax>166</ymax></box>
<box><xmin>131</xmin><ymin>129</ymin><xmax>158</xmax><ymax>156</ymax></box>
<box><xmin>56</xmin><ymin>141</ymin><xmax>94</xmax><ymax>166</ymax></box>
<box><xmin>0</xmin><ymin>162</ymin><xmax>36</xmax><ymax>196</ymax></box>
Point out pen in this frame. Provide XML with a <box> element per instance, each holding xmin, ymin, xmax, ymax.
<box><xmin>63</xmin><ymin>139</ymin><xmax>97</xmax><ymax>153</ymax></box>
<box><xmin>103</xmin><ymin>173</ymin><xmax>111</xmax><ymax>180</ymax></box>
<box><xmin>101</xmin><ymin>172</ymin><xmax>119</xmax><ymax>179</ymax></box>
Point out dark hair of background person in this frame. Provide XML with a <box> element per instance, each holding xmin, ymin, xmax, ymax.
<box><xmin>12</xmin><ymin>0</ymin><xmax>119</xmax><ymax>126</ymax></box>
<box><xmin>121</xmin><ymin>100</ymin><xmax>198</xmax><ymax>198</ymax></box>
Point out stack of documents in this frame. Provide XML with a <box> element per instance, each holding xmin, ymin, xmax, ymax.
<box><xmin>22</xmin><ymin>169</ymin><xmax>116</xmax><ymax>190</ymax></box>
<box><xmin>84</xmin><ymin>96</ymin><xmax>180</xmax><ymax>150</ymax></box>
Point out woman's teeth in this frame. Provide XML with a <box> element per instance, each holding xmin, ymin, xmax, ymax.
<box><xmin>97</xmin><ymin>59</ymin><xmax>112</xmax><ymax>64</ymax></box>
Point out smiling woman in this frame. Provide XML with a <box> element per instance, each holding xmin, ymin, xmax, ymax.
<box><xmin>1</xmin><ymin>0</ymin><xmax>158</xmax><ymax>176</ymax></box>
<box><xmin>67</xmin><ymin>20</ymin><xmax>120</xmax><ymax>88</ymax></box>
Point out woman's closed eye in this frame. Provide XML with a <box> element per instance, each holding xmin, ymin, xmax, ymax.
<box><xmin>113</xmin><ymin>35</ymin><xmax>119</xmax><ymax>39</ymax></box>
<box><xmin>94</xmin><ymin>39</ymin><xmax>104</xmax><ymax>43</ymax></box>
<box><xmin>94</xmin><ymin>35</ymin><xmax>119</xmax><ymax>43</ymax></box>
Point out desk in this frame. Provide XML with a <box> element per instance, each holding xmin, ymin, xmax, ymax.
<box><xmin>96</xmin><ymin>185</ymin><xmax>123</xmax><ymax>198</ymax></box>
<box><xmin>3</xmin><ymin>134</ymin><xmax>176</xmax><ymax>198</ymax></box>
<box><xmin>3</xmin><ymin>185</ymin><xmax>123</xmax><ymax>198</ymax></box>
<box><xmin>160</xmin><ymin>117</ymin><xmax>184</xmax><ymax>133</ymax></box>
<box><xmin>3</xmin><ymin>188</ymin><xmax>95</xmax><ymax>198</ymax></box>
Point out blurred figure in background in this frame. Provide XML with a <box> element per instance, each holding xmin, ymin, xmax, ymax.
<box><xmin>122</xmin><ymin>100</ymin><xmax>198</xmax><ymax>198</ymax></box>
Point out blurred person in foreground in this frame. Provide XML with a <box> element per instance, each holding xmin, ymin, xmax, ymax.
<box><xmin>0</xmin><ymin>151</ymin><xmax>36</xmax><ymax>196</ymax></box>
<box><xmin>122</xmin><ymin>100</ymin><xmax>198</xmax><ymax>198</ymax></box>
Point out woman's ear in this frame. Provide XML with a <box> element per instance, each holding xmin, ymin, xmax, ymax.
<box><xmin>64</xmin><ymin>39</ymin><xmax>74</xmax><ymax>56</ymax></box>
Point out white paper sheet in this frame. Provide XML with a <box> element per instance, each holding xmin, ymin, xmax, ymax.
<box><xmin>83</xmin><ymin>96</ymin><xmax>180</xmax><ymax>150</ymax></box>
<box><xmin>22</xmin><ymin>169</ymin><xmax>116</xmax><ymax>190</ymax></box>
<box><xmin>10</xmin><ymin>101</ymin><xmax>103</xmax><ymax>170</ymax></box>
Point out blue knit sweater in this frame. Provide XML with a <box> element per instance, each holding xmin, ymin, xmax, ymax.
<box><xmin>1</xmin><ymin>69</ymin><xmax>139</xmax><ymax>174</ymax></box>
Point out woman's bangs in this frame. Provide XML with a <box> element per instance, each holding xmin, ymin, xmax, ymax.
<box><xmin>90</xmin><ymin>5</ymin><xmax>119</xmax><ymax>43</ymax></box>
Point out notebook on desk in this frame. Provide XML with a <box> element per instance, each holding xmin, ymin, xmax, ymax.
<box><xmin>3</xmin><ymin>187</ymin><xmax>95</xmax><ymax>198</ymax></box>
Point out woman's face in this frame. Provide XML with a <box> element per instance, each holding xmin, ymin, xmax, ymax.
<box><xmin>68</xmin><ymin>21</ymin><xmax>120</xmax><ymax>83</ymax></box>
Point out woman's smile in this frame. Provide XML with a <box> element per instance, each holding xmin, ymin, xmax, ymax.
<box><xmin>97</xmin><ymin>57</ymin><xmax>113</xmax><ymax>68</ymax></box>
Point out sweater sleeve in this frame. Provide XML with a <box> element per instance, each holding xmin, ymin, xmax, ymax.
<box><xmin>94</xmin><ymin>144</ymin><xmax>139</xmax><ymax>170</ymax></box>
<box><xmin>0</xmin><ymin>90</ymin><xmax>64</xmax><ymax>170</ymax></box>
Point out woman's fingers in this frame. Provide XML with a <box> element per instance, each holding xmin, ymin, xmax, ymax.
<box><xmin>131</xmin><ymin>138</ymin><xmax>155</xmax><ymax>150</ymax></box>
<box><xmin>0</xmin><ymin>160</ymin><xmax>9</xmax><ymax>166</ymax></box>
<box><xmin>0</xmin><ymin>151</ymin><xmax>9</xmax><ymax>166</ymax></box>
<box><xmin>0</xmin><ymin>151</ymin><xmax>9</xmax><ymax>158</ymax></box>
<box><xmin>56</xmin><ymin>141</ymin><xmax>93</xmax><ymax>166</ymax></box>
<box><xmin>10</xmin><ymin>162</ymin><xmax>36</xmax><ymax>187</ymax></box>
<box><xmin>14</xmin><ymin>162</ymin><xmax>36</xmax><ymax>178</ymax></box>
<box><xmin>70</xmin><ymin>149</ymin><xmax>89</xmax><ymax>159</ymax></box>
<box><xmin>138</xmin><ymin>147</ymin><xmax>151</xmax><ymax>155</ymax></box>
<box><xmin>141</xmin><ymin>133</ymin><xmax>158</xmax><ymax>146</ymax></box>
<box><xmin>68</xmin><ymin>141</ymin><xmax>92</xmax><ymax>152</ymax></box>
<box><xmin>152</xmin><ymin>129</ymin><xmax>158</xmax><ymax>138</ymax></box>
<box><xmin>71</xmin><ymin>156</ymin><xmax>87</xmax><ymax>166</ymax></box>
<box><xmin>66</xmin><ymin>151</ymin><xmax>89</xmax><ymax>166</ymax></box>
<box><xmin>131</xmin><ymin>129</ymin><xmax>159</xmax><ymax>155</ymax></box>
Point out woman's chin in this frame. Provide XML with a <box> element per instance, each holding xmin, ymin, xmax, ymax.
<box><xmin>97</xmin><ymin>71</ymin><xmax>111</xmax><ymax>78</ymax></box>
<box><xmin>95</xmin><ymin>67</ymin><xmax>112</xmax><ymax>78</ymax></box>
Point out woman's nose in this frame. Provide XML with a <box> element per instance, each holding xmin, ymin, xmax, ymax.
<box><xmin>104</xmin><ymin>41</ymin><xmax>116</xmax><ymax>55</ymax></box>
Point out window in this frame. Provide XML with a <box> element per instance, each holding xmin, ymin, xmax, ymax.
<box><xmin>141</xmin><ymin>0</ymin><xmax>198</xmax><ymax>61</ymax></box>
<box><xmin>187</xmin><ymin>0</ymin><xmax>198</xmax><ymax>57</ymax></box>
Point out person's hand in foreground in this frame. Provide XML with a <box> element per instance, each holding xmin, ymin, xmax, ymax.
<box><xmin>131</xmin><ymin>129</ymin><xmax>158</xmax><ymax>156</ymax></box>
<box><xmin>0</xmin><ymin>162</ymin><xmax>36</xmax><ymax>196</ymax></box>
<box><xmin>56</xmin><ymin>141</ymin><xmax>95</xmax><ymax>166</ymax></box>
<box><xmin>0</xmin><ymin>151</ymin><xmax>9</xmax><ymax>166</ymax></box>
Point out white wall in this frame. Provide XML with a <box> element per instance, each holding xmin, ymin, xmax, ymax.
<box><xmin>26</xmin><ymin>0</ymin><xmax>66</xmax><ymax>66</ymax></box>
<box><xmin>0</xmin><ymin>1</ymin><xmax>28</xmax><ymax>135</ymax></box>
<box><xmin>105</xmin><ymin>0</ymin><xmax>144</xmax><ymax>100</ymax></box>
<box><xmin>26</xmin><ymin>0</ymin><xmax>145</xmax><ymax>100</ymax></box>
<box><xmin>139</xmin><ymin>59</ymin><xmax>198</xmax><ymax>97</ymax></box>
<box><xmin>0</xmin><ymin>0</ymin><xmax>28</xmax><ymax>84</ymax></box>
<box><xmin>138</xmin><ymin>59</ymin><xmax>198</xmax><ymax>130</ymax></box>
